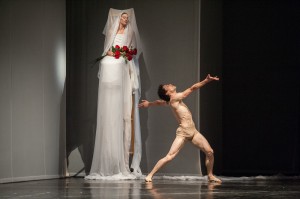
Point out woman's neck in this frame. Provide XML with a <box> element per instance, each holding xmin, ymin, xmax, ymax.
<box><xmin>118</xmin><ymin>24</ymin><xmax>126</xmax><ymax>34</ymax></box>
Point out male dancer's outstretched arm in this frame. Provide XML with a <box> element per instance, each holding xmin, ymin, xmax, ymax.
<box><xmin>175</xmin><ymin>74</ymin><xmax>219</xmax><ymax>101</ymax></box>
<box><xmin>139</xmin><ymin>74</ymin><xmax>219</xmax><ymax>108</ymax></box>
<box><xmin>138</xmin><ymin>100</ymin><xmax>167</xmax><ymax>108</ymax></box>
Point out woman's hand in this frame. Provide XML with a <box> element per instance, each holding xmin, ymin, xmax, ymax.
<box><xmin>107</xmin><ymin>51</ymin><xmax>114</xmax><ymax>56</ymax></box>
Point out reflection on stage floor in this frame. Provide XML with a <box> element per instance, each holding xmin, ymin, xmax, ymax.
<box><xmin>1</xmin><ymin>176</ymin><xmax>300</xmax><ymax>198</ymax></box>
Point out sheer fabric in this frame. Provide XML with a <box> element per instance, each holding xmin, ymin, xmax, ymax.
<box><xmin>85</xmin><ymin>8</ymin><xmax>142</xmax><ymax>180</ymax></box>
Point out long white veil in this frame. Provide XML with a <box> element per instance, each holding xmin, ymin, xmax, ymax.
<box><xmin>87</xmin><ymin>8</ymin><xmax>143</xmax><ymax>179</ymax></box>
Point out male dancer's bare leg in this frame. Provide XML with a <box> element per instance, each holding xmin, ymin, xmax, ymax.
<box><xmin>191</xmin><ymin>133</ymin><xmax>222</xmax><ymax>183</ymax></box>
<box><xmin>145</xmin><ymin>136</ymin><xmax>186</xmax><ymax>182</ymax></box>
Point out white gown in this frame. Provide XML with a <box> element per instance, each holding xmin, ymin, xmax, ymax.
<box><xmin>85</xmin><ymin>34</ymin><xmax>137</xmax><ymax>180</ymax></box>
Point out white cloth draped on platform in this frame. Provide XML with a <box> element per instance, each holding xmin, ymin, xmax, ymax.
<box><xmin>85</xmin><ymin>8</ymin><xmax>142</xmax><ymax>180</ymax></box>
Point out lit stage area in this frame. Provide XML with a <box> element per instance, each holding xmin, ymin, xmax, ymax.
<box><xmin>1</xmin><ymin>0</ymin><xmax>300</xmax><ymax>199</ymax></box>
<box><xmin>1</xmin><ymin>176</ymin><xmax>300</xmax><ymax>198</ymax></box>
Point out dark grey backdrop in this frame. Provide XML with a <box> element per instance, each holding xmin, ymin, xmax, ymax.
<box><xmin>221</xmin><ymin>0</ymin><xmax>300</xmax><ymax>175</ymax></box>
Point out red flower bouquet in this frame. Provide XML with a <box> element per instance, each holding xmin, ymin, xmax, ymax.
<box><xmin>92</xmin><ymin>45</ymin><xmax>137</xmax><ymax>67</ymax></box>
<box><xmin>112</xmin><ymin>45</ymin><xmax>137</xmax><ymax>63</ymax></box>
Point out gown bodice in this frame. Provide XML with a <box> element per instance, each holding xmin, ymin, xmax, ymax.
<box><xmin>113</xmin><ymin>34</ymin><xmax>125</xmax><ymax>47</ymax></box>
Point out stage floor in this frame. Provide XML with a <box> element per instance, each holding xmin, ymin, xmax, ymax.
<box><xmin>1</xmin><ymin>176</ymin><xmax>300</xmax><ymax>198</ymax></box>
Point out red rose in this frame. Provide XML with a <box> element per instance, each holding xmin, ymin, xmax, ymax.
<box><xmin>115</xmin><ymin>45</ymin><xmax>120</xmax><ymax>49</ymax></box>
<box><xmin>126</xmin><ymin>53</ymin><xmax>133</xmax><ymax>61</ymax></box>
<box><xmin>132</xmin><ymin>48</ymin><xmax>137</xmax><ymax>55</ymax></box>
<box><xmin>122</xmin><ymin>46</ymin><xmax>129</xmax><ymax>52</ymax></box>
<box><xmin>114</xmin><ymin>50</ymin><xmax>120</xmax><ymax>59</ymax></box>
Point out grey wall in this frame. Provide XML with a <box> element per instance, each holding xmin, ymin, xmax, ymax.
<box><xmin>67</xmin><ymin>0</ymin><xmax>203</xmax><ymax>176</ymax></box>
<box><xmin>137</xmin><ymin>0</ymin><xmax>201</xmax><ymax>175</ymax></box>
<box><xmin>0</xmin><ymin>0</ymin><xmax>66</xmax><ymax>183</ymax></box>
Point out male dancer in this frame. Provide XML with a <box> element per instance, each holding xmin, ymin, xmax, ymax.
<box><xmin>138</xmin><ymin>74</ymin><xmax>221</xmax><ymax>183</ymax></box>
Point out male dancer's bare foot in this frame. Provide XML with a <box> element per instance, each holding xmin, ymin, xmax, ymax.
<box><xmin>207</xmin><ymin>182</ymin><xmax>221</xmax><ymax>190</ymax></box>
<box><xmin>208</xmin><ymin>175</ymin><xmax>222</xmax><ymax>183</ymax></box>
<box><xmin>145</xmin><ymin>175</ymin><xmax>153</xmax><ymax>182</ymax></box>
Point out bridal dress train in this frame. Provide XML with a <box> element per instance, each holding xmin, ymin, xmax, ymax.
<box><xmin>85</xmin><ymin>8</ymin><xmax>142</xmax><ymax>180</ymax></box>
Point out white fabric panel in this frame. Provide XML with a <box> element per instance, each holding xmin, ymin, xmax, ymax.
<box><xmin>43</xmin><ymin>0</ymin><xmax>66</xmax><ymax>176</ymax></box>
<box><xmin>11</xmin><ymin>0</ymin><xmax>45</xmax><ymax>177</ymax></box>
<box><xmin>0</xmin><ymin>0</ymin><xmax>66</xmax><ymax>183</ymax></box>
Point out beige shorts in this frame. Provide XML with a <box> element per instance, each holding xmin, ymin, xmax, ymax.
<box><xmin>176</xmin><ymin>124</ymin><xmax>198</xmax><ymax>140</ymax></box>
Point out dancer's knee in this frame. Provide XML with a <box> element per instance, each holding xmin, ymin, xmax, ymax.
<box><xmin>164</xmin><ymin>154</ymin><xmax>175</xmax><ymax>162</ymax></box>
<box><xmin>206</xmin><ymin>149</ymin><xmax>214</xmax><ymax>158</ymax></box>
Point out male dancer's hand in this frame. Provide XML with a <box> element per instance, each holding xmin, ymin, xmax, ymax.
<box><xmin>138</xmin><ymin>100</ymin><xmax>150</xmax><ymax>108</ymax></box>
<box><xmin>206</xmin><ymin>74</ymin><xmax>219</xmax><ymax>81</ymax></box>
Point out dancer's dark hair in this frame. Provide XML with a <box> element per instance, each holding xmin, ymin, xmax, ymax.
<box><xmin>157</xmin><ymin>84</ymin><xmax>170</xmax><ymax>102</ymax></box>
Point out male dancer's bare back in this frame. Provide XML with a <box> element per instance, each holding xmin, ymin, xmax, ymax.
<box><xmin>139</xmin><ymin>74</ymin><xmax>221</xmax><ymax>183</ymax></box>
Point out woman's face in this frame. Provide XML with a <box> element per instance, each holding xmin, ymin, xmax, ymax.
<box><xmin>120</xmin><ymin>13</ymin><xmax>128</xmax><ymax>26</ymax></box>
